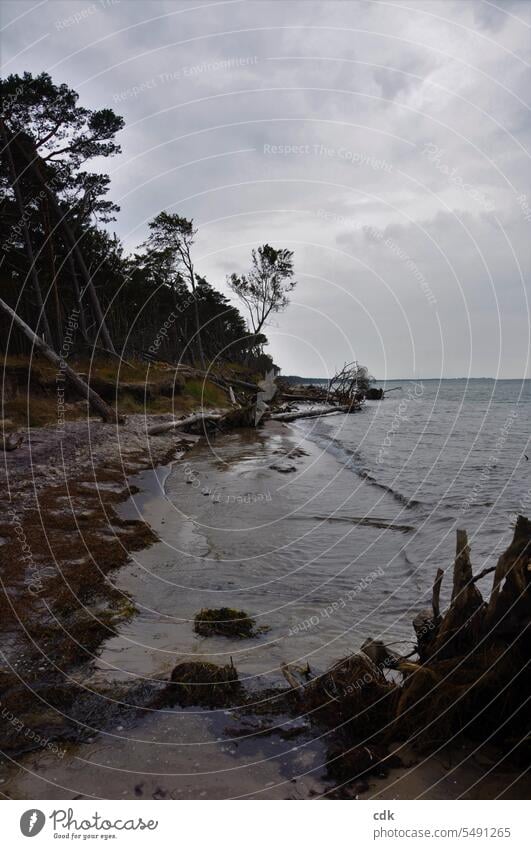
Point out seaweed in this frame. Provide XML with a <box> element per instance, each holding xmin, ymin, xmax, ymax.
<box><xmin>194</xmin><ymin>607</ymin><xmax>259</xmax><ymax>639</ymax></box>
<box><xmin>167</xmin><ymin>660</ymin><xmax>242</xmax><ymax>707</ymax></box>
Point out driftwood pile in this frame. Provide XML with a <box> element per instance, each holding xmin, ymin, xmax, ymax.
<box><xmin>280</xmin><ymin>361</ymin><xmax>373</xmax><ymax>406</ymax></box>
<box><xmin>279</xmin><ymin>518</ymin><xmax>531</xmax><ymax>783</ymax></box>
<box><xmin>147</xmin><ymin>366</ymin><xmax>363</xmax><ymax>437</ymax></box>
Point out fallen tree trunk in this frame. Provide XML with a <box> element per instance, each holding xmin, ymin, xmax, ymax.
<box><xmin>216</xmin><ymin>374</ymin><xmax>259</xmax><ymax>393</ymax></box>
<box><xmin>0</xmin><ymin>297</ymin><xmax>120</xmax><ymax>424</ymax></box>
<box><xmin>148</xmin><ymin>413</ymin><xmax>224</xmax><ymax>436</ymax></box>
<box><xmin>269</xmin><ymin>404</ymin><xmax>353</xmax><ymax>422</ymax></box>
<box><xmin>280</xmin><ymin>392</ymin><xmax>329</xmax><ymax>402</ymax></box>
<box><xmin>148</xmin><ymin>401</ymin><xmax>359</xmax><ymax>437</ymax></box>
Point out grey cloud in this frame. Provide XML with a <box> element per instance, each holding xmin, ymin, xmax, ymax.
<box><xmin>3</xmin><ymin>0</ymin><xmax>530</xmax><ymax>377</ymax></box>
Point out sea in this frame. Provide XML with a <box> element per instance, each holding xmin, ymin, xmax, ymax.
<box><xmin>299</xmin><ymin>378</ymin><xmax>531</xmax><ymax>573</ymax></box>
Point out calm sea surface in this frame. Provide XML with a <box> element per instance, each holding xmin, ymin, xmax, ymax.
<box><xmin>287</xmin><ymin>378</ymin><xmax>531</xmax><ymax>652</ymax></box>
<box><xmin>299</xmin><ymin>378</ymin><xmax>531</xmax><ymax>570</ymax></box>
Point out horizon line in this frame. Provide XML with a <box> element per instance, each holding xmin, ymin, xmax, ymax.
<box><xmin>282</xmin><ymin>375</ymin><xmax>530</xmax><ymax>382</ymax></box>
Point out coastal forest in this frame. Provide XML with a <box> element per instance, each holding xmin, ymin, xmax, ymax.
<box><xmin>0</xmin><ymin>71</ymin><xmax>295</xmax><ymax>377</ymax></box>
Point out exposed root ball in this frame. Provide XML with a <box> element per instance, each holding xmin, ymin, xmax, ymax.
<box><xmin>303</xmin><ymin>653</ymin><xmax>398</xmax><ymax>740</ymax></box>
<box><xmin>396</xmin><ymin>644</ymin><xmax>530</xmax><ymax>749</ymax></box>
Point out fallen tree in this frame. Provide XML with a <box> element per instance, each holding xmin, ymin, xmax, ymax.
<box><xmin>269</xmin><ymin>404</ymin><xmax>354</xmax><ymax>422</ymax></box>
<box><xmin>147</xmin><ymin>412</ymin><xmax>225</xmax><ymax>436</ymax></box>
<box><xmin>147</xmin><ymin>401</ymin><xmax>359</xmax><ymax>436</ymax></box>
<box><xmin>328</xmin><ymin>361</ymin><xmax>373</xmax><ymax>403</ymax></box>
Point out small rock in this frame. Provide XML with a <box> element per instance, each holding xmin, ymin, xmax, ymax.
<box><xmin>269</xmin><ymin>463</ymin><xmax>297</xmax><ymax>474</ymax></box>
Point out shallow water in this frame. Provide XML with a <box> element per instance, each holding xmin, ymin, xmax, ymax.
<box><xmin>91</xmin><ymin>423</ymin><xmax>419</xmax><ymax>688</ymax></box>
<box><xmin>95</xmin><ymin>380</ymin><xmax>531</xmax><ymax>688</ymax></box>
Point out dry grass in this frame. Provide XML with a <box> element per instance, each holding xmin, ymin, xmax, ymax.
<box><xmin>2</xmin><ymin>354</ymin><xmax>229</xmax><ymax>427</ymax></box>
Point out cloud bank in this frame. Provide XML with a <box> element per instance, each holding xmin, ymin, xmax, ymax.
<box><xmin>3</xmin><ymin>0</ymin><xmax>530</xmax><ymax>378</ymax></box>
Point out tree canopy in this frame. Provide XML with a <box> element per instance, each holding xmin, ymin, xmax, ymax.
<box><xmin>227</xmin><ymin>244</ymin><xmax>297</xmax><ymax>335</ymax></box>
<box><xmin>0</xmin><ymin>71</ymin><xmax>287</xmax><ymax>375</ymax></box>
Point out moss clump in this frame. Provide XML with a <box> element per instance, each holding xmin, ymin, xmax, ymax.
<box><xmin>168</xmin><ymin>661</ymin><xmax>241</xmax><ymax>707</ymax></box>
<box><xmin>194</xmin><ymin>607</ymin><xmax>257</xmax><ymax>639</ymax></box>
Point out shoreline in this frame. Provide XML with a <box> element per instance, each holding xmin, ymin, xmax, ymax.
<box><xmin>1</xmin><ymin>414</ymin><xmax>530</xmax><ymax>799</ymax></box>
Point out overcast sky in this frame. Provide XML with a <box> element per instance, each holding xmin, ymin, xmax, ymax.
<box><xmin>2</xmin><ymin>0</ymin><xmax>530</xmax><ymax>378</ymax></box>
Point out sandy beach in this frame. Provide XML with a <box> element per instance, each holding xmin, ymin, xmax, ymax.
<box><xmin>2</xmin><ymin>415</ymin><xmax>530</xmax><ymax>800</ymax></box>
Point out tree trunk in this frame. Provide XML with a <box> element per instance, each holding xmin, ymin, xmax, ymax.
<box><xmin>0</xmin><ymin>296</ymin><xmax>120</xmax><ymax>424</ymax></box>
<box><xmin>189</xmin><ymin>270</ymin><xmax>205</xmax><ymax>369</ymax></box>
<box><xmin>269</xmin><ymin>404</ymin><xmax>353</xmax><ymax>422</ymax></box>
<box><xmin>0</xmin><ymin>119</ymin><xmax>54</xmax><ymax>349</ymax></box>
<box><xmin>148</xmin><ymin>412</ymin><xmax>224</xmax><ymax>436</ymax></box>
<box><xmin>8</xmin><ymin>132</ymin><xmax>117</xmax><ymax>355</ymax></box>
<box><xmin>67</xmin><ymin>252</ymin><xmax>89</xmax><ymax>343</ymax></box>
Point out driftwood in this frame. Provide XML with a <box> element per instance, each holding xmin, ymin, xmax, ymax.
<box><xmin>432</xmin><ymin>568</ymin><xmax>444</xmax><ymax>620</ymax></box>
<box><xmin>148</xmin><ymin>402</ymin><xmax>358</xmax><ymax>436</ymax></box>
<box><xmin>328</xmin><ymin>361</ymin><xmax>372</xmax><ymax>403</ymax></box>
<box><xmin>414</xmin><ymin>518</ymin><xmax>530</xmax><ymax>663</ymax></box>
<box><xmin>269</xmin><ymin>404</ymin><xmax>353</xmax><ymax>422</ymax></box>
<box><xmin>485</xmin><ymin>514</ymin><xmax>531</xmax><ymax>631</ymax></box>
<box><xmin>280</xmin><ymin>662</ymin><xmax>305</xmax><ymax>697</ymax></box>
<box><xmin>361</xmin><ymin>638</ymin><xmax>400</xmax><ymax>669</ymax></box>
<box><xmin>148</xmin><ymin>412</ymin><xmax>224</xmax><ymax>436</ymax></box>
<box><xmin>0</xmin><ymin>297</ymin><xmax>120</xmax><ymax>424</ymax></box>
<box><xmin>394</xmin><ymin>516</ymin><xmax>531</xmax><ymax>750</ymax></box>
<box><xmin>433</xmin><ymin>529</ymin><xmax>484</xmax><ymax>657</ymax></box>
<box><xmin>281</xmin><ymin>516</ymin><xmax>531</xmax><ymax>776</ymax></box>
